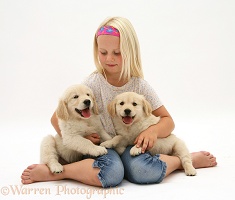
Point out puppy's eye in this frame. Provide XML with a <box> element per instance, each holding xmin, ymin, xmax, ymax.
<box><xmin>87</xmin><ymin>93</ymin><xmax>90</xmax><ymax>96</ymax></box>
<box><xmin>73</xmin><ymin>95</ymin><xmax>79</xmax><ymax>99</ymax></box>
<box><xmin>120</xmin><ymin>101</ymin><xmax>124</xmax><ymax>105</ymax></box>
<box><xmin>133</xmin><ymin>102</ymin><xmax>137</xmax><ymax>106</ymax></box>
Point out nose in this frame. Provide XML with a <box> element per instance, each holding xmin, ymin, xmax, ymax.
<box><xmin>124</xmin><ymin>109</ymin><xmax>131</xmax><ymax>115</ymax></box>
<box><xmin>83</xmin><ymin>99</ymin><xmax>91</xmax><ymax>106</ymax></box>
<box><xmin>106</xmin><ymin>54</ymin><xmax>114</xmax><ymax>62</ymax></box>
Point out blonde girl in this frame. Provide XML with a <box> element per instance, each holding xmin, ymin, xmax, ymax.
<box><xmin>21</xmin><ymin>16</ymin><xmax>217</xmax><ymax>187</ymax></box>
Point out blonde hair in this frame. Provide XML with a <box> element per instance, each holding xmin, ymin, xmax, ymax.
<box><xmin>93</xmin><ymin>16</ymin><xmax>144</xmax><ymax>80</ymax></box>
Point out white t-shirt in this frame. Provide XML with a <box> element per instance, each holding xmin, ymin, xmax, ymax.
<box><xmin>82</xmin><ymin>72</ymin><xmax>163</xmax><ymax>137</ymax></box>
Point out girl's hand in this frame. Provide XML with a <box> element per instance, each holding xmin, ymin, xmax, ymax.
<box><xmin>85</xmin><ymin>133</ymin><xmax>101</xmax><ymax>145</ymax></box>
<box><xmin>134</xmin><ymin>127</ymin><xmax>158</xmax><ymax>153</ymax></box>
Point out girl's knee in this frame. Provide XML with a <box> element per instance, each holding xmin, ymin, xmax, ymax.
<box><xmin>93</xmin><ymin>149</ymin><xmax>124</xmax><ymax>188</ymax></box>
<box><xmin>121</xmin><ymin>147</ymin><xmax>167</xmax><ymax>184</ymax></box>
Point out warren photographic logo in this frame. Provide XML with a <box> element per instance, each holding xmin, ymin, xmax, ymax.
<box><xmin>1</xmin><ymin>184</ymin><xmax>125</xmax><ymax>199</ymax></box>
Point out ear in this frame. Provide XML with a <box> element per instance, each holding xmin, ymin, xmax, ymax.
<box><xmin>142</xmin><ymin>97</ymin><xmax>152</xmax><ymax>116</ymax></box>
<box><xmin>91</xmin><ymin>94</ymin><xmax>99</xmax><ymax>115</ymax></box>
<box><xmin>56</xmin><ymin>99</ymin><xmax>69</xmax><ymax>121</ymax></box>
<box><xmin>107</xmin><ymin>99</ymin><xmax>117</xmax><ymax>117</ymax></box>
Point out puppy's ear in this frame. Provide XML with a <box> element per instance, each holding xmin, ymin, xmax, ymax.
<box><xmin>142</xmin><ymin>98</ymin><xmax>152</xmax><ymax>116</ymax></box>
<box><xmin>56</xmin><ymin>99</ymin><xmax>69</xmax><ymax>121</ymax></box>
<box><xmin>107</xmin><ymin>99</ymin><xmax>117</xmax><ymax>117</ymax></box>
<box><xmin>91</xmin><ymin>94</ymin><xmax>99</xmax><ymax>115</ymax></box>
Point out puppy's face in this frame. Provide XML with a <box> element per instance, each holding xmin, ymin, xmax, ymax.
<box><xmin>108</xmin><ymin>92</ymin><xmax>152</xmax><ymax>126</ymax></box>
<box><xmin>56</xmin><ymin>85</ymin><xmax>98</xmax><ymax>121</ymax></box>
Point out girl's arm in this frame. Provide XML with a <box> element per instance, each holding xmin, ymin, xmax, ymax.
<box><xmin>50</xmin><ymin>111</ymin><xmax>101</xmax><ymax>144</ymax></box>
<box><xmin>134</xmin><ymin>105</ymin><xmax>175</xmax><ymax>153</ymax></box>
<box><xmin>151</xmin><ymin>105</ymin><xmax>175</xmax><ymax>138</ymax></box>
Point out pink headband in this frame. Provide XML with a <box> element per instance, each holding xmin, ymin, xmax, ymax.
<box><xmin>96</xmin><ymin>26</ymin><xmax>120</xmax><ymax>37</ymax></box>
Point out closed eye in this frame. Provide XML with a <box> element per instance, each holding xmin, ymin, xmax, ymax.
<box><xmin>114</xmin><ymin>52</ymin><xmax>121</xmax><ymax>55</ymax></box>
<box><xmin>100</xmin><ymin>51</ymin><xmax>107</xmax><ymax>55</ymax></box>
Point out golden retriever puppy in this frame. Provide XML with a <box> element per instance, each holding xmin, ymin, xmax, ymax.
<box><xmin>40</xmin><ymin>84</ymin><xmax>112</xmax><ymax>173</ymax></box>
<box><xmin>100</xmin><ymin>92</ymin><xmax>196</xmax><ymax>176</ymax></box>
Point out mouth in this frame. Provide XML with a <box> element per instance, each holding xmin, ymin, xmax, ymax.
<box><xmin>75</xmin><ymin>107</ymin><xmax>91</xmax><ymax>118</ymax></box>
<box><xmin>106</xmin><ymin>64</ymin><xmax>116</xmax><ymax>67</ymax></box>
<box><xmin>122</xmin><ymin>115</ymin><xmax>135</xmax><ymax>125</ymax></box>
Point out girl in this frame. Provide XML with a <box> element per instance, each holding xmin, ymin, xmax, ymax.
<box><xmin>21</xmin><ymin>16</ymin><xmax>217</xmax><ymax>187</ymax></box>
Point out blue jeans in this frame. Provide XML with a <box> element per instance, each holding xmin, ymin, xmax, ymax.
<box><xmin>121</xmin><ymin>146</ymin><xmax>167</xmax><ymax>184</ymax></box>
<box><xmin>92</xmin><ymin>146</ymin><xmax>167</xmax><ymax>188</ymax></box>
<box><xmin>92</xmin><ymin>148</ymin><xmax>124</xmax><ymax>188</ymax></box>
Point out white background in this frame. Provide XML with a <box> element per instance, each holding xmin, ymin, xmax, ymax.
<box><xmin>0</xmin><ymin>0</ymin><xmax>235</xmax><ymax>200</ymax></box>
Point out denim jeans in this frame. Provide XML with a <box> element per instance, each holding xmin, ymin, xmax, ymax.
<box><xmin>92</xmin><ymin>148</ymin><xmax>124</xmax><ymax>188</ymax></box>
<box><xmin>121</xmin><ymin>146</ymin><xmax>167</xmax><ymax>184</ymax></box>
<box><xmin>92</xmin><ymin>146</ymin><xmax>166</xmax><ymax>188</ymax></box>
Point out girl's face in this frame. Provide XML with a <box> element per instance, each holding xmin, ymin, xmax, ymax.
<box><xmin>97</xmin><ymin>35</ymin><xmax>122</xmax><ymax>77</ymax></box>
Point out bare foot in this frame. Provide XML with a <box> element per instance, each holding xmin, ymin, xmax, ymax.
<box><xmin>191</xmin><ymin>151</ymin><xmax>217</xmax><ymax>169</ymax></box>
<box><xmin>21</xmin><ymin>164</ymin><xmax>64</xmax><ymax>184</ymax></box>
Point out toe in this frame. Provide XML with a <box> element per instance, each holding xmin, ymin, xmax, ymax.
<box><xmin>201</xmin><ymin>151</ymin><xmax>210</xmax><ymax>156</ymax></box>
<box><xmin>22</xmin><ymin>171</ymin><xmax>30</xmax><ymax>176</ymax></box>
<box><xmin>21</xmin><ymin>174</ymin><xmax>32</xmax><ymax>184</ymax></box>
<box><xmin>27</xmin><ymin>164</ymin><xmax>37</xmax><ymax>169</ymax></box>
<box><xmin>22</xmin><ymin>179</ymin><xmax>33</xmax><ymax>184</ymax></box>
<box><xmin>212</xmin><ymin>160</ymin><xmax>218</xmax><ymax>166</ymax></box>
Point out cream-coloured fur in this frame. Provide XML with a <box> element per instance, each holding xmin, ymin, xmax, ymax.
<box><xmin>40</xmin><ymin>84</ymin><xmax>112</xmax><ymax>173</ymax></box>
<box><xmin>100</xmin><ymin>92</ymin><xmax>196</xmax><ymax>176</ymax></box>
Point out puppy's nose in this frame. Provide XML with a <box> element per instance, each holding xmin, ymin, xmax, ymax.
<box><xmin>124</xmin><ymin>109</ymin><xmax>131</xmax><ymax>115</ymax></box>
<box><xmin>83</xmin><ymin>99</ymin><xmax>91</xmax><ymax>106</ymax></box>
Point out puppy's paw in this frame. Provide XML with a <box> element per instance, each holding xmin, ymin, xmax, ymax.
<box><xmin>185</xmin><ymin>166</ymin><xmax>197</xmax><ymax>176</ymax></box>
<box><xmin>90</xmin><ymin>146</ymin><xmax>108</xmax><ymax>157</ymax></box>
<box><xmin>49</xmin><ymin>163</ymin><xmax>63</xmax><ymax>174</ymax></box>
<box><xmin>100</xmin><ymin>141</ymin><xmax>114</xmax><ymax>149</ymax></box>
<box><xmin>130</xmin><ymin>146</ymin><xmax>142</xmax><ymax>156</ymax></box>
